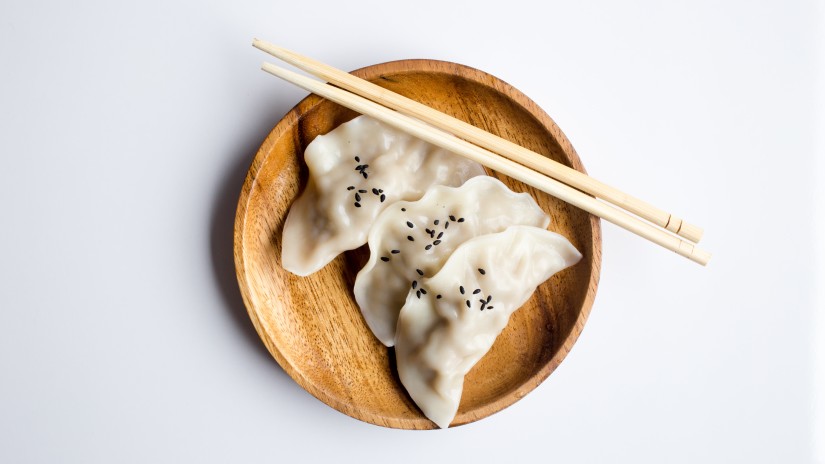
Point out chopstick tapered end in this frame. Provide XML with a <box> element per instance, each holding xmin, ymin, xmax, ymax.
<box><xmin>252</xmin><ymin>38</ymin><xmax>281</xmax><ymax>56</ymax></box>
<box><xmin>261</xmin><ymin>61</ymin><xmax>277</xmax><ymax>73</ymax></box>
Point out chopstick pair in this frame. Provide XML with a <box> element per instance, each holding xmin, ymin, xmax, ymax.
<box><xmin>253</xmin><ymin>39</ymin><xmax>711</xmax><ymax>266</ymax></box>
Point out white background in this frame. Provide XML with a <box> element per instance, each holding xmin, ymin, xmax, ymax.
<box><xmin>1</xmin><ymin>0</ymin><xmax>822</xmax><ymax>462</ymax></box>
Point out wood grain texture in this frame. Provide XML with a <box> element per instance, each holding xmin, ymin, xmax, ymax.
<box><xmin>234</xmin><ymin>60</ymin><xmax>602</xmax><ymax>429</ymax></box>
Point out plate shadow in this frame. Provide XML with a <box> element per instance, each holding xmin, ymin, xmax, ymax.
<box><xmin>209</xmin><ymin>104</ymin><xmax>293</xmax><ymax>373</ymax></box>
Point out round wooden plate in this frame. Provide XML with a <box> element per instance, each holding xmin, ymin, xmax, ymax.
<box><xmin>234</xmin><ymin>59</ymin><xmax>601</xmax><ymax>429</ymax></box>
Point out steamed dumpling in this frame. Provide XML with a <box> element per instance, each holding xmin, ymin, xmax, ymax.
<box><xmin>282</xmin><ymin>116</ymin><xmax>485</xmax><ymax>276</ymax></box>
<box><xmin>354</xmin><ymin>177</ymin><xmax>550</xmax><ymax>346</ymax></box>
<box><xmin>395</xmin><ymin>226</ymin><xmax>582</xmax><ymax>428</ymax></box>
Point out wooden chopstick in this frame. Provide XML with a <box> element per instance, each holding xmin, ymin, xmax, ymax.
<box><xmin>258</xmin><ymin>62</ymin><xmax>711</xmax><ymax>265</ymax></box>
<box><xmin>252</xmin><ymin>39</ymin><xmax>704</xmax><ymax>244</ymax></box>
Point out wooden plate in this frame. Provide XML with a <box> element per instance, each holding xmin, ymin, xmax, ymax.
<box><xmin>234</xmin><ymin>59</ymin><xmax>601</xmax><ymax>429</ymax></box>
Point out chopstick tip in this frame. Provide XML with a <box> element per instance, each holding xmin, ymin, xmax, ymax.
<box><xmin>261</xmin><ymin>62</ymin><xmax>283</xmax><ymax>77</ymax></box>
<box><xmin>693</xmin><ymin>248</ymin><xmax>712</xmax><ymax>266</ymax></box>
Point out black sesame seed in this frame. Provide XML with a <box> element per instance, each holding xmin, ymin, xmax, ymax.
<box><xmin>486</xmin><ymin>295</ymin><xmax>492</xmax><ymax>303</ymax></box>
<box><xmin>487</xmin><ymin>306</ymin><xmax>494</xmax><ymax>310</ymax></box>
<box><xmin>380</xmin><ymin>256</ymin><xmax>390</xmax><ymax>262</ymax></box>
<box><xmin>433</xmin><ymin>240</ymin><xmax>442</xmax><ymax>246</ymax></box>
<box><xmin>355</xmin><ymin>193</ymin><xmax>361</xmax><ymax>201</ymax></box>
<box><xmin>391</xmin><ymin>249</ymin><xmax>400</xmax><ymax>254</ymax></box>
<box><xmin>372</xmin><ymin>188</ymin><xmax>380</xmax><ymax>195</ymax></box>
<box><xmin>354</xmin><ymin>156</ymin><xmax>360</xmax><ymax>162</ymax></box>
<box><xmin>347</xmin><ymin>186</ymin><xmax>355</xmax><ymax>190</ymax></box>
<box><xmin>378</xmin><ymin>189</ymin><xmax>383</xmax><ymax>193</ymax></box>
<box><xmin>412</xmin><ymin>281</ymin><xmax>418</xmax><ymax>289</ymax></box>
<box><xmin>478</xmin><ymin>268</ymin><xmax>486</xmax><ymax>275</ymax></box>
<box><xmin>354</xmin><ymin>166</ymin><xmax>361</xmax><ymax>171</ymax></box>
<box><xmin>416</xmin><ymin>269</ymin><xmax>424</xmax><ymax>276</ymax></box>
<box><xmin>380</xmin><ymin>194</ymin><xmax>385</xmax><ymax>202</ymax></box>
<box><xmin>473</xmin><ymin>289</ymin><xmax>481</xmax><ymax>294</ymax></box>
<box><xmin>480</xmin><ymin>302</ymin><xmax>487</xmax><ymax>311</ymax></box>
<box><xmin>437</xmin><ymin>232</ymin><xmax>444</xmax><ymax>239</ymax></box>
<box><xmin>416</xmin><ymin>290</ymin><xmax>421</xmax><ymax>299</ymax></box>
<box><xmin>358</xmin><ymin>189</ymin><xmax>367</xmax><ymax>193</ymax></box>
<box><xmin>401</xmin><ymin>208</ymin><xmax>406</xmax><ymax>212</ymax></box>
<box><xmin>444</xmin><ymin>222</ymin><xmax>449</xmax><ymax>229</ymax></box>
<box><xmin>458</xmin><ymin>217</ymin><xmax>465</xmax><ymax>223</ymax></box>
<box><xmin>425</xmin><ymin>244</ymin><xmax>432</xmax><ymax>250</ymax></box>
<box><xmin>354</xmin><ymin>202</ymin><xmax>361</xmax><ymax>208</ymax></box>
<box><xmin>434</xmin><ymin>219</ymin><xmax>440</xmax><ymax>225</ymax></box>
<box><xmin>466</xmin><ymin>300</ymin><xmax>471</xmax><ymax>308</ymax></box>
<box><xmin>459</xmin><ymin>286</ymin><xmax>465</xmax><ymax>294</ymax></box>
<box><xmin>449</xmin><ymin>215</ymin><xmax>456</xmax><ymax>221</ymax></box>
<box><xmin>436</xmin><ymin>294</ymin><xmax>442</xmax><ymax>299</ymax></box>
<box><xmin>420</xmin><ymin>288</ymin><xmax>427</xmax><ymax>295</ymax></box>
<box><xmin>407</xmin><ymin>236</ymin><xmax>414</xmax><ymax>241</ymax></box>
<box><xmin>406</xmin><ymin>221</ymin><xmax>414</xmax><ymax>228</ymax></box>
<box><xmin>362</xmin><ymin>172</ymin><xmax>368</xmax><ymax>179</ymax></box>
<box><xmin>361</xmin><ymin>164</ymin><xmax>369</xmax><ymax>169</ymax></box>
<box><xmin>425</xmin><ymin>228</ymin><xmax>433</xmax><ymax>235</ymax></box>
<box><xmin>479</xmin><ymin>299</ymin><xmax>486</xmax><ymax>304</ymax></box>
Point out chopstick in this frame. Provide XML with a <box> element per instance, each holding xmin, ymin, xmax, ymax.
<box><xmin>258</xmin><ymin>61</ymin><xmax>711</xmax><ymax>266</ymax></box>
<box><xmin>252</xmin><ymin>39</ymin><xmax>704</xmax><ymax>244</ymax></box>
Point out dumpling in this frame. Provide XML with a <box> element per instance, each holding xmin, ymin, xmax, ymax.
<box><xmin>281</xmin><ymin>115</ymin><xmax>485</xmax><ymax>276</ymax></box>
<box><xmin>354</xmin><ymin>176</ymin><xmax>550</xmax><ymax>347</ymax></box>
<box><xmin>395</xmin><ymin>226</ymin><xmax>582</xmax><ymax>428</ymax></box>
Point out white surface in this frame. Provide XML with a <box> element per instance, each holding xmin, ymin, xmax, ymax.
<box><xmin>813</xmin><ymin>0</ymin><xmax>825</xmax><ymax>457</ymax></box>
<box><xmin>0</xmin><ymin>0</ymin><xmax>820</xmax><ymax>462</ymax></box>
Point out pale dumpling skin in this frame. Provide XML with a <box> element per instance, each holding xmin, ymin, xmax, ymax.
<box><xmin>395</xmin><ymin>226</ymin><xmax>582</xmax><ymax>428</ymax></box>
<box><xmin>354</xmin><ymin>176</ymin><xmax>550</xmax><ymax>347</ymax></box>
<box><xmin>281</xmin><ymin>115</ymin><xmax>485</xmax><ymax>276</ymax></box>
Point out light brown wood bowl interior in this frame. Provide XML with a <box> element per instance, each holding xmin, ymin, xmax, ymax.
<box><xmin>234</xmin><ymin>59</ymin><xmax>601</xmax><ymax>429</ymax></box>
